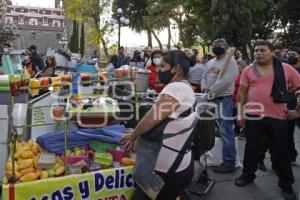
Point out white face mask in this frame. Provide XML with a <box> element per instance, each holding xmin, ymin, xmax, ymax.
<box><xmin>153</xmin><ymin>58</ymin><xmax>162</xmax><ymax>66</ymax></box>
<box><xmin>3</xmin><ymin>48</ymin><xmax>9</xmax><ymax>53</ymax></box>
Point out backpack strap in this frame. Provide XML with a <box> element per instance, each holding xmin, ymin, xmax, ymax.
<box><xmin>166</xmin><ymin>121</ymin><xmax>196</xmax><ymax>176</ymax></box>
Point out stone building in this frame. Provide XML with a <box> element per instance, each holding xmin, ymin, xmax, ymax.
<box><xmin>3</xmin><ymin>0</ymin><xmax>66</xmax><ymax>54</ymax></box>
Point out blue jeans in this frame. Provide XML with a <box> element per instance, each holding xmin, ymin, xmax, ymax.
<box><xmin>213</xmin><ymin>96</ymin><xmax>236</xmax><ymax>166</ymax></box>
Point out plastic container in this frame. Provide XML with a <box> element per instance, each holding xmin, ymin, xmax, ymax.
<box><xmin>62</xmin><ymin>146</ymin><xmax>88</xmax><ymax>165</ymax></box>
<box><xmin>115</xmin><ymin>69</ymin><xmax>126</xmax><ymax>78</ymax></box>
<box><xmin>30</xmin><ymin>78</ymin><xmax>41</xmax><ymax>96</ymax></box>
<box><xmin>107</xmin><ymin>148</ymin><xmax>129</xmax><ymax>162</ymax></box>
<box><xmin>51</xmin><ymin>105</ymin><xmax>65</xmax><ymax>121</ymax></box>
<box><xmin>135</xmin><ymin>70</ymin><xmax>150</xmax><ymax>92</ymax></box>
<box><xmin>9</xmin><ymin>74</ymin><xmax>21</xmax><ymax>96</ymax></box>
<box><xmin>94</xmin><ymin>152</ymin><xmax>113</xmax><ymax>168</ymax></box>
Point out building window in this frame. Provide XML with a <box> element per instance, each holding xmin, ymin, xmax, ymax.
<box><xmin>31</xmin><ymin>32</ymin><xmax>36</xmax><ymax>39</ymax></box>
<box><xmin>5</xmin><ymin>17</ymin><xmax>13</xmax><ymax>24</ymax></box>
<box><xmin>53</xmin><ymin>20</ymin><xmax>61</xmax><ymax>27</ymax></box>
<box><xmin>29</xmin><ymin>18</ymin><xmax>38</xmax><ymax>25</ymax></box>
<box><xmin>56</xmin><ymin>34</ymin><xmax>61</xmax><ymax>40</ymax></box>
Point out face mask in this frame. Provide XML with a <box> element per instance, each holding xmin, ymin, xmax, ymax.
<box><xmin>158</xmin><ymin>69</ymin><xmax>174</xmax><ymax>84</ymax></box>
<box><xmin>153</xmin><ymin>58</ymin><xmax>162</xmax><ymax>66</ymax></box>
<box><xmin>3</xmin><ymin>48</ymin><xmax>8</xmax><ymax>54</ymax></box>
<box><xmin>287</xmin><ymin>56</ymin><xmax>298</xmax><ymax>65</ymax></box>
<box><xmin>212</xmin><ymin>47</ymin><xmax>225</xmax><ymax>56</ymax></box>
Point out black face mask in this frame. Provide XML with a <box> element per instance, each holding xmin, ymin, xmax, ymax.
<box><xmin>158</xmin><ymin>69</ymin><xmax>174</xmax><ymax>84</ymax></box>
<box><xmin>287</xmin><ymin>56</ymin><xmax>298</xmax><ymax>65</ymax></box>
<box><xmin>212</xmin><ymin>47</ymin><xmax>226</xmax><ymax>56</ymax></box>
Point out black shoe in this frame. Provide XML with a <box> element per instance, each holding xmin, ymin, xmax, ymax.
<box><xmin>213</xmin><ymin>163</ymin><xmax>235</xmax><ymax>173</ymax></box>
<box><xmin>281</xmin><ymin>187</ymin><xmax>296</xmax><ymax>200</ymax></box>
<box><xmin>257</xmin><ymin>160</ymin><xmax>267</xmax><ymax>171</ymax></box>
<box><xmin>234</xmin><ymin>175</ymin><xmax>254</xmax><ymax>187</ymax></box>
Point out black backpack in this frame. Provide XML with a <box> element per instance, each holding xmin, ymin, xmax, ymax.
<box><xmin>192</xmin><ymin>106</ymin><xmax>216</xmax><ymax>160</ymax></box>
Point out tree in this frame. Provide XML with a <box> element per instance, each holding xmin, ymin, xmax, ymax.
<box><xmin>64</xmin><ymin>0</ymin><xmax>113</xmax><ymax>58</ymax></box>
<box><xmin>276</xmin><ymin>0</ymin><xmax>300</xmax><ymax>45</ymax></box>
<box><xmin>69</xmin><ymin>20</ymin><xmax>78</xmax><ymax>53</ymax></box>
<box><xmin>79</xmin><ymin>22</ymin><xmax>85</xmax><ymax>56</ymax></box>
<box><xmin>211</xmin><ymin>0</ymin><xmax>252</xmax><ymax>60</ymax></box>
<box><xmin>113</xmin><ymin>0</ymin><xmax>153</xmax><ymax>47</ymax></box>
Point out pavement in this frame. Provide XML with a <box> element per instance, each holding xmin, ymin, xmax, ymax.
<box><xmin>187</xmin><ymin>128</ymin><xmax>300</xmax><ymax>200</ymax></box>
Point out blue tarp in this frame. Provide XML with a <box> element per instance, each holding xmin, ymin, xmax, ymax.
<box><xmin>36</xmin><ymin>125</ymin><xmax>131</xmax><ymax>154</ymax></box>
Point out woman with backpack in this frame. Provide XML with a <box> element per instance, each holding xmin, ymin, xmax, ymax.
<box><xmin>120</xmin><ymin>50</ymin><xmax>197</xmax><ymax>200</ymax></box>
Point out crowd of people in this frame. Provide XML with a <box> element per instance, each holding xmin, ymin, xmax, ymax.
<box><xmin>116</xmin><ymin>39</ymin><xmax>300</xmax><ymax>200</ymax></box>
<box><xmin>1</xmin><ymin>38</ymin><xmax>300</xmax><ymax>200</ymax></box>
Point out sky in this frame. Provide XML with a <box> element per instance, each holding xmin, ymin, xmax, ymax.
<box><xmin>11</xmin><ymin>0</ymin><xmax>177</xmax><ymax>48</ymax></box>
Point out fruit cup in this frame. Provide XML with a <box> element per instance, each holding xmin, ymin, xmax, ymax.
<box><xmin>115</xmin><ymin>69</ymin><xmax>126</xmax><ymax>78</ymax></box>
<box><xmin>60</xmin><ymin>75</ymin><xmax>71</xmax><ymax>90</ymax></box>
<box><xmin>51</xmin><ymin>77</ymin><xmax>62</xmax><ymax>94</ymax></box>
<box><xmin>81</xmin><ymin>74</ymin><xmax>90</xmax><ymax>87</ymax></box>
<box><xmin>30</xmin><ymin>78</ymin><xmax>40</xmax><ymax>96</ymax></box>
<box><xmin>39</xmin><ymin>77</ymin><xmax>50</xmax><ymax>93</ymax></box>
<box><xmin>9</xmin><ymin>81</ymin><xmax>21</xmax><ymax>96</ymax></box>
<box><xmin>52</xmin><ymin>105</ymin><xmax>64</xmax><ymax>121</ymax></box>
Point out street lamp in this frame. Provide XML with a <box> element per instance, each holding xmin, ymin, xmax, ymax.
<box><xmin>112</xmin><ymin>8</ymin><xmax>130</xmax><ymax>48</ymax></box>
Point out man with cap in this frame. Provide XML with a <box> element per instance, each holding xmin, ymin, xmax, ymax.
<box><xmin>129</xmin><ymin>50</ymin><xmax>144</xmax><ymax>68</ymax></box>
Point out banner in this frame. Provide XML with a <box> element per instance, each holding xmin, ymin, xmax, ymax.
<box><xmin>2</xmin><ymin>167</ymin><xmax>135</xmax><ymax>200</ymax></box>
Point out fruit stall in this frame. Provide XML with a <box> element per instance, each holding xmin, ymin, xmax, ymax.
<box><xmin>0</xmin><ymin>61</ymin><xmax>153</xmax><ymax>200</ymax></box>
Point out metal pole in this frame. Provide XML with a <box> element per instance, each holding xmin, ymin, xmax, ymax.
<box><xmin>118</xmin><ymin>21</ymin><xmax>121</xmax><ymax>48</ymax></box>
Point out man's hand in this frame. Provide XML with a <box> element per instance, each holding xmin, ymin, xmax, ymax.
<box><xmin>237</xmin><ymin>118</ymin><xmax>245</xmax><ymax>128</ymax></box>
<box><xmin>286</xmin><ymin>110</ymin><xmax>300</xmax><ymax>120</ymax></box>
<box><xmin>237</xmin><ymin>112</ymin><xmax>245</xmax><ymax>127</ymax></box>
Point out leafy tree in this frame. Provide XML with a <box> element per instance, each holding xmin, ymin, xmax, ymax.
<box><xmin>211</xmin><ymin>0</ymin><xmax>252</xmax><ymax>60</ymax></box>
<box><xmin>64</xmin><ymin>0</ymin><xmax>112</xmax><ymax>58</ymax></box>
<box><xmin>69</xmin><ymin>20</ymin><xmax>78</xmax><ymax>53</ymax></box>
<box><xmin>113</xmin><ymin>0</ymin><xmax>153</xmax><ymax>47</ymax></box>
<box><xmin>276</xmin><ymin>0</ymin><xmax>300</xmax><ymax>45</ymax></box>
<box><xmin>79</xmin><ymin>22</ymin><xmax>85</xmax><ymax>56</ymax></box>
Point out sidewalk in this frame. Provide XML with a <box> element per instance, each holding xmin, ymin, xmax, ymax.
<box><xmin>189</xmin><ymin>129</ymin><xmax>300</xmax><ymax>200</ymax></box>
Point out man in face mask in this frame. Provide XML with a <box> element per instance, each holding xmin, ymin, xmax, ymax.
<box><xmin>201</xmin><ymin>38</ymin><xmax>239</xmax><ymax>173</ymax></box>
<box><xmin>285</xmin><ymin>46</ymin><xmax>300</xmax><ymax>165</ymax></box>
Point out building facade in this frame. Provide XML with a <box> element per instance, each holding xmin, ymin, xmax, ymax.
<box><xmin>4</xmin><ymin>1</ymin><xmax>66</xmax><ymax>54</ymax></box>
